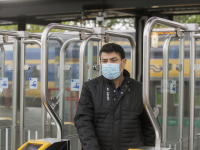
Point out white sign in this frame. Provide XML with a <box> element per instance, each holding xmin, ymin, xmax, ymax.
<box><xmin>170</xmin><ymin>80</ymin><xmax>176</xmax><ymax>94</ymax></box>
<box><xmin>151</xmin><ymin>33</ymin><xmax>159</xmax><ymax>48</ymax></box>
<box><xmin>161</xmin><ymin>80</ymin><xmax>176</xmax><ymax>94</ymax></box>
<box><xmin>0</xmin><ymin>78</ymin><xmax>8</xmax><ymax>89</ymax></box>
<box><xmin>71</xmin><ymin>79</ymin><xmax>79</xmax><ymax>91</ymax></box>
<box><xmin>29</xmin><ymin>78</ymin><xmax>38</xmax><ymax>89</ymax></box>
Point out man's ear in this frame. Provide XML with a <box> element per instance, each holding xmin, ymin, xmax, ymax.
<box><xmin>122</xmin><ymin>58</ymin><xmax>127</xmax><ymax>67</ymax></box>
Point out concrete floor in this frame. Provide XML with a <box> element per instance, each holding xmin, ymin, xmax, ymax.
<box><xmin>0</xmin><ymin>106</ymin><xmax>43</xmax><ymax>150</ymax></box>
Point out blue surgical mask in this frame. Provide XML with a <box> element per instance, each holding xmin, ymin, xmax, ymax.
<box><xmin>101</xmin><ymin>60</ymin><xmax>123</xmax><ymax>80</ymax></box>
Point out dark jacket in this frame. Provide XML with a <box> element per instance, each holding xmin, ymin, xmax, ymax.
<box><xmin>74</xmin><ymin>70</ymin><xmax>155</xmax><ymax>150</ymax></box>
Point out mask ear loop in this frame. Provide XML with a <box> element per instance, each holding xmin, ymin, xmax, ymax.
<box><xmin>119</xmin><ymin>59</ymin><xmax>124</xmax><ymax>73</ymax></box>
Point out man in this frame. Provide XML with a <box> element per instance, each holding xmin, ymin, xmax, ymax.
<box><xmin>74</xmin><ymin>43</ymin><xmax>155</xmax><ymax>150</ymax></box>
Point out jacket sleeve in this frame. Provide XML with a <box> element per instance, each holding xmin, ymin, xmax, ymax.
<box><xmin>74</xmin><ymin>83</ymin><xmax>100</xmax><ymax>150</ymax></box>
<box><xmin>140</xmin><ymin>107</ymin><xmax>156</xmax><ymax>146</ymax></box>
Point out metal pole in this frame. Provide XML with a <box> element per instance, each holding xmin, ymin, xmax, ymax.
<box><xmin>20</xmin><ymin>38</ymin><xmax>25</xmax><ymax>146</ymax></box>
<box><xmin>105</xmin><ymin>31</ymin><xmax>136</xmax><ymax>79</ymax></box>
<box><xmin>137</xmin><ymin>16</ymin><xmax>148</xmax><ymax>81</ymax></box>
<box><xmin>0</xmin><ymin>45</ymin><xmax>5</xmax><ymax>78</ymax></box>
<box><xmin>41</xmin><ymin>23</ymin><xmax>94</xmax><ymax>140</ymax></box>
<box><xmin>189</xmin><ymin>32</ymin><xmax>196</xmax><ymax>150</ymax></box>
<box><xmin>87</xmin><ymin>41</ymin><xmax>93</xmax><ymax>80</ymax></box>
<box><xmin>6</xmin><ymin>128</ymin><xmax>8</xmax><ymax>150</ymax></box>
<box><xmin>178</xmin><ymin>35</ymin><xmax>185</xmax><ymax>150</ymax></box>
<box><xmin>59</xmin><ymin>38</ymin><xmax>81</xmax><ymax>138</ymax></box>
<box><xmin>162</xmin><ymin>36</ymin><xmax>172</xmax><ymax>144</ymax></box>
<box><xmin>11</xmin><ymin>38</ymin><xmax>19</xmax><ymax>150</ymax></box>
<box><xmin>98</xmin><ymin>40</ymin><xmax>102</xmax><ymax>76</ymax></box>
<box><xmin>143</xmin><ymin>16</ymin><xmax>187</xmax><ymax>150</ymax></box>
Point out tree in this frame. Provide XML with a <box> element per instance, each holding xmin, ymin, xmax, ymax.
<box><xmin>174</xmin><ymin>15</ymin><xmax>200</xmax><ymax>24</ymax></box>
<box><xmin>0</xmin><ymin>25</ymin><xmax>18</xmax><ymax>31</ymax></box>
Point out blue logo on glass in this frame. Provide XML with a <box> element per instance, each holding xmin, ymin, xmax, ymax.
<box><xmin>31</xmin><ymin>81</ymin><xmax>37</xmax><ymax>87</ymax></box>
<box><xmin>71</xmin><ymin>79</ymin><xmax>79</xmax><ymax>91</ymax></box>
<box><xmin>0</xmin><ymin>78</ymin><xmax>8</xmax><ymax>88</ymax></box>
<box><xmin>172</xmin><ymin>84</ymin><xmax>176</xmax><ymax>91</ymax></box>
<box><xmin>29</xmin><ymin>78</ymin><xmax>37</xmax><ymax>89</ymax></box>
<box><xmin>2</xmin><ymin>81</ymin><xmax>7</xmax><ymax>86</ymax></box>
<box><xmin>73</xmin><ymin>83</ymin><xmax>79</xmax><ymax>89</ymax></box>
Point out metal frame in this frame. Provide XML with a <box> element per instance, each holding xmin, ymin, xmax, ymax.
<box><xmin>11</xmin><ymin>37</ymin><xmax>19</xmax><ymax>150</ymax></box>
<box><xmin>20</xmin><ymin>39</ymin><xmax>41</xmax><ymax>146</ymax></box>
<box><xmin>189</xmin><ymin>33</ymin><xmax>200</xmax><ymax>150</ymax></box>
<box><xmin>178</xmin><ymin>34</ymin><xmax>185</xmax><ymax>150</ymax></box>
<box><xmin>40</xmin><ymin>24</ymin><xmax>137</xmax><ymax>150</ymax></box>
<box><xmin>59</xmin><ymin>38</ymin><xmax>81</xmax><ymax>136</ymax></box>
<box><xmin>79</xmin><ymin>36</ymin><xmax>102</xmax><ymax>97</ymax></box>
<box><xmin>41</xmin><ymin>23</ymin><xmax>94</xmax><ymax>140</ymax></box>
<box><xmin>161</xmin><ymin>34</ymin><xmax>185</xmax><ymax>150</ymax></box>
<box><xmin>143</xmin><ymin>16</ymin><xmax>188</xmax><ymax>150</ymax></box>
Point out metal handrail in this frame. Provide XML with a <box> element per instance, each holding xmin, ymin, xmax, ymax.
<box><xmin>143</xmin><ymin>16</ymin><xmax>188</xmax><ymax>150</ymax></box>
<box><xmin>0</xmin><ymin>30</ymin><xmax>18</xmax><ymax>36</ymax></box>
<box><xmin>178</xmin><ymin>34</ymin><xmax>185</xmax><ymax>150</ymax></box>
<box><xmin>105</xmin><ymin>31</ymin><xmax>136</xmax><ymax>79</ymax></box>
<box><xmin>29</xmin><ymin>33</ymin><xmax>64</xmax><ymax>45</ymax></box>
<box><xmin>189</xmin><ymin>33</ymin><xmax>200</xmax><ymax>150</ymax></box>
<box><xmin>59</xmin><ymin>38</ymin><xmax>81</xmax><ymax>138</ymax></box>
<box><xmin>20</xmin><ymin>39</ymin><xmax>42</xmax><ymax>145</ymax></box>
<box><xmin>12</xmin><ymin>38</ymin><xmax>19</xmax><ymax>150</ymax></box>
<box><xmin>41</xmin><ymin>23</ymin><xmax>94</xmax><ymax>140</ymax></box>
<box><xmin>79</xmin><ymin>36</ymin><xmax>102</xmax><ymax>97</ymax></box>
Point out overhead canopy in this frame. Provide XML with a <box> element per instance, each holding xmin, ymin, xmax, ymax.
<box><xmin>0</xmin><ymin>0</ymin><xmax>200</xmax><ymax>26</ymax></box>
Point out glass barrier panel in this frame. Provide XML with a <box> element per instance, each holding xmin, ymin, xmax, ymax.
<box><xmin>0</xmin><ymin>42</ymin><xmax>14</xmax><ymax>150</ymax></box>
<box><xmin>149</xmin><ymin>29</ymin><xmax>190</xmax><ymax>150</ymax></box>
<box><xmin>47</xmin><ymin>32</ymin><xmax>80</xmax><ymax>150</ymax></box>
<box><xmin>24</xmin><ymin>44</ymin><xmax>42</xmax><ymax>141</ymax></box>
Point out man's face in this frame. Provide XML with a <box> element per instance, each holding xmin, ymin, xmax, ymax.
<box><xmin>100</xmin><ymin>52</ymin><xmax>127</xmax><ymax>71</ymax></box>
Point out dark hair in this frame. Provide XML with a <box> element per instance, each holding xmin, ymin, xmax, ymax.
<box><xmin>99</xmin><ymin>43</ymin><xmax>125</xmax><ymax>60</ymax></box>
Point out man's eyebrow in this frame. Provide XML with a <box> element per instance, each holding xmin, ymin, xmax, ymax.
<box><xmin>110</xmin><ymin>57</ymin><xmax>117</xmax><ymax>60</ymax></box>
<box><xmin>101</xmin><ymin>57</ymin><xmax>118</xmax><ymax>60</ymax></box>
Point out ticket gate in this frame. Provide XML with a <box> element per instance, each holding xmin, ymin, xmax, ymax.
<box><xmin>0</xmin><ymin>25</ymin><xmax>136</xmax><ymax>150</ymax></box>
<box><xmin>38</xmin><ymin>24</ymin><xmax>136</xmax><ymax>150</ymax></box>
<box><xmin>0</xmin><ymin>24</ymin><xmax>135</xmax><ymax>149</ymax></box>
<box><xmin>143</xmin><ymin>17</ymin><xmax>200</xmax><ymax>150</ymax></box>
<box><xmin>5</xmin><ymin>17</ymin><xmax>200</xmax><ymax>150</ymax></box>
<box><xmin>0</xmin><ymin>31</ymin><xmax>65</xmax><ymax>150</ymax></box>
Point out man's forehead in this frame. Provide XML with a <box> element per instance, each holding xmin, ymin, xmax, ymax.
<box><xmin>101</xmin><ymin>52</ymin><xmax>120</xmax><ymax>59</ymax></box>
